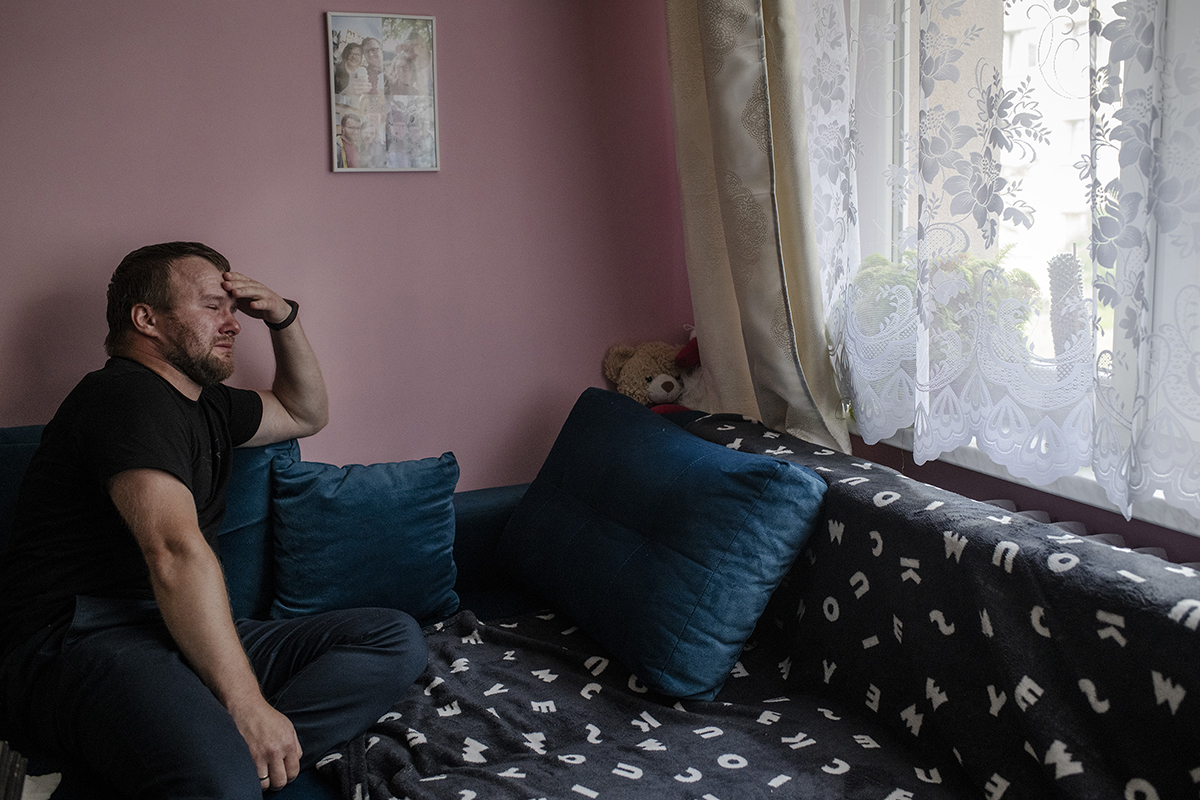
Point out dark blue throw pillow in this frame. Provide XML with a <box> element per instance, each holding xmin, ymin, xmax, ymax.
<box><xmin>220</xmin><ymin>438</ymin><xmax>299</xmax><ymax>620</ymax></box>
<box><xmin>499</xmin><ymin>388</ymin><xmax>828</xmax><ymax>699</ymax></box>
<box><xmin>0</xmin><ymin>425</ymin><xmax>43</xmax><ymax>554</ymax></box>
<box><xmin>270</xmin><ymin>452</ymin><xmax>461</xmax><ymax>626</ymax></box>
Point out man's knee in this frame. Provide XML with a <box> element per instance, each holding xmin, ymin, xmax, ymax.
<box><xmin>356</xmin><ymin>608</ymin><xmax>428</xmax><ymax>688</ymax></box>
<box><xmin>282</xmin><ymin>607</ymin><xmax>427</xmax><ymax>699</ymax></box>
<box><xmin>270</xmin><ymin>609</ymin><xmax>428</xmax><ymax>768</ymax></box>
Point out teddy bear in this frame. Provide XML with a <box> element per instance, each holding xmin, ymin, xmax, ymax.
<box><xmin>603</xmin><ymin>341</ymin><xmax>682</xmax><ymax>407</ymax></box>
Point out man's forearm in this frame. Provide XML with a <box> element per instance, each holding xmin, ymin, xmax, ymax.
<box><xmin>222</xmin><ymin>271</ymin><xmax>329</xmax><ymax>446</ymax></box>
<box><xmin>110</xmin><ymin>468</ymin><xmax>261</xmax><ymax>703</ymax></box>
<box><xmin>268</xmin><ymin>318</ymin><xmax>329</xmax><ymax>437</ymax></box>
<box><xmin>111</xmin><ymin>467</ymin><xmax>303</xmax><ymax>788</ymax></box>
<box><xmin>146</xmin><ymin>532</ymin><xmax>303</xmax><ymax>786</ymax></box>
<box><xmin>145</xmin><ymin>536</ymin><xmax>264</xmax><ymax>708</ymax></box>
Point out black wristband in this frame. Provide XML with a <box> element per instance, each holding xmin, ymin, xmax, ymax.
<box><xmin>265</xmin><ymin>299</ymin><xmax>299</xmax><ymax>331</ymax></box>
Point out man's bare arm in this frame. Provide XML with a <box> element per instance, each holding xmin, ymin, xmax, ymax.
<box><xmin>221</xmin><ymin>271</ymin><xmax>329</xmax><ymax>447</ymax></box>
<box><xmin>109</xmin><ymin>468</ymin><xmax>302</xmax><ymax>789</ymax></box>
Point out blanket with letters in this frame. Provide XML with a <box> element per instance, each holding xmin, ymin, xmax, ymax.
<box><xmin>683</xmin><ymin>413</ymin><xmax>1200</xmax><ymax>799</ymax></box>
<box><xmin>316</xmin><ymin>609</ymin><xmax>972</xmax><ymax>799</ymax></box>
<box><xmin>319</xmin><ymin>413</ymin><xmax>1200</xmax><ymax>799</ymax></box>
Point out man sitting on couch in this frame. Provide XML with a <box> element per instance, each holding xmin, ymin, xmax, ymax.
<box><xmin>0</xmin><ymin>242</ymin><xmax>428</xmax><ymax>798</ymax></box>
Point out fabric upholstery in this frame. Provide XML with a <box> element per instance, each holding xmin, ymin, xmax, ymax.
<box><xmin>499</xmin><ymin>388</ymin><xmax>827</xmax><ymax>699</ymax></box>
<box><xmin>319</xmin><ymin>610</ymin><xmax>975</xmax><ymax>799</ymax></box>
<box><xmin>219</xmin><ymin>439</ymin><xmax>299</xmax><ymax>620</ymax></box>
<box><xmin>687</xmin><ymin>413</ymin><xmax>1200</xmax><ymax>799</ymax></box>
<box><xmin>270</xmin><ymin>452</ymin><xmax>460</xmax><ymax>626</ymax></box>
<box><xmin>0</xmin><ymin>425</ymin><xmax>42</xmax><ymax>554</ymax></box>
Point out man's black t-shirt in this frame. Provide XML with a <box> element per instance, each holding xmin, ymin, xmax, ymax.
<box><xmin>0</xmin><ymin>357</ymin><xmax>263</xmax><ymax>657</ymax></box>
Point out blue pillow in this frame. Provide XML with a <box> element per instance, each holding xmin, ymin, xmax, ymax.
<box><xmin>499</xmin><ymin>389</ymin><xmax>828</xmax><ymax>699</ymax></box>
<box><xmin>0</xmin><ymin>425</ymin><xmax>44</xmax><ymax>554</ymax></box>
<box><xmin>269</xmin><ymin>452</ymin><xmax>461</xmax><ymax>626</ymax></box>
<box><xmin>219</xmin><ymin>439</ymin><xmax>299</xmax><ymax>621</ymax></box>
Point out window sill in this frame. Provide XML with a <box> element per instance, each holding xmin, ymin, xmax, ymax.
<box><xmin>852</xmin><ymin>423</ymin><xmax>1200</xmax><ymax>541</ymax></box>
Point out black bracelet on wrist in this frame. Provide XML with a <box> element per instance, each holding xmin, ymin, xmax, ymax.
<box><xmin>265</xmin><ymin>299</ymin><xmax>299</xmax><ymax>331</ymax></box>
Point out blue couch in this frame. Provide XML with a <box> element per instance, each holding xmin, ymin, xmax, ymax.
<box><xmin>3</xmin><ymin>389</ymin><xmax>1200</xmax><ymax>799</ymax></box>
<box><xmin>0</xmin><ymin>425</ymin><xmax>537</xmax><ymax>800</ymax></box>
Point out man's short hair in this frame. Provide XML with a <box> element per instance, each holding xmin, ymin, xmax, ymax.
<box><xmin>105</xmin><ymin>242</ymin><xmax>230</xmax><ymax>356</ymax></box>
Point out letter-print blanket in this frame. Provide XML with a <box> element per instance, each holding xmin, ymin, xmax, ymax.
<box><xmin>317</xmin><ymin>609</ymin><xmax>974</xmax><ymax>799</ymax></box>
<box><xmin>683</xmin><ymin>413</ymin><xmax>1200</xmax><ymax>799</ymax></box>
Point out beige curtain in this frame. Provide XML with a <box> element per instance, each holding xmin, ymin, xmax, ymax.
<box><xmin>666</xmin><ymin>0</ymin><xmax>850</xmax><ymax>453</ymax></box>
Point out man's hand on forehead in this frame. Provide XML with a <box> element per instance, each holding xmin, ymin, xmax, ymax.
<box><xmin>220</xmin><ymin>272</ymin><xmax>292</xmax><ymax>326</ymax></box>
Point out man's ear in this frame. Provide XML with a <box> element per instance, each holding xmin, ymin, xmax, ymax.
<box><xmin>130</xmin><ymin>303</ymin><xmax>161</xmax><ymax>338</ymax></box>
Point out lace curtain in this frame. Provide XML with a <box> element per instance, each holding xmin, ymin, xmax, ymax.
<box><xmin>799</xmin><ymin>0</ymin><xmax>1200</xmax><ymax>519</ymax></box>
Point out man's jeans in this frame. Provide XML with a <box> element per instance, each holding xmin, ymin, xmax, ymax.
<box><xmin>0</xmin><ymin>596</ymin><xmax>427</xmax><ymax>799</ymax></box>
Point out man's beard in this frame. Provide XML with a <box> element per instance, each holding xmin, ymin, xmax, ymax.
<box><xmin>161</xmin><ymin>317</ymin><xmax>235</xmax><ymax>387</ymax></box>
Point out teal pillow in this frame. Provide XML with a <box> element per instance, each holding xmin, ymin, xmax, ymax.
<box><xmin>269</xmin><ymin>452</ymin><xmax>460</xmax><ymax>625</ymax></box>
<box><xmin>499</xmin><ymin>389</ymin><xmax>828</xmax><ymax>699</ymax></box>
<box><xmin>0</xmin><ymin>425</ymin><xmax>44</xmax><ymax>554</ymax></box>
<box><xmin>219</xmin><ymin>439</ymin><xmax>299</xmax><ymax>620</ymax></box>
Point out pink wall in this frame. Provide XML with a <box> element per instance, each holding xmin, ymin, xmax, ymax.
<box><xmin>0</xmin><ymin>0</ymin><xmax>691</xmax><ymax>489</ymax></box>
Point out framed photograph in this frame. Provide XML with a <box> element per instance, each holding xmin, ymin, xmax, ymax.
<box><xmin>327</xmin><ymin>12</ymin><xmax>439</xmax><ymax>172</ymax></box>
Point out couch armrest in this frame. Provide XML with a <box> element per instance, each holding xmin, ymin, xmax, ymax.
<box><xmin>451</xmin><ymin>482</ymin><xmax>542</xmax><ymax>618</ymax></box>
<box><xmin>451</xmin><ymin>484</ymin><xmax>529</xmax><ymax>586</ymax></box>
<box><xmin>451</xmin><ymin>484</ymin><xmax>543</xmax><ymax>620</ymax></box>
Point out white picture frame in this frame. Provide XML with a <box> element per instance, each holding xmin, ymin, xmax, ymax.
<box><xmin>327</xmin><ymin>12</ymin><xmax>439</xmax><ymax>172</ymax></box>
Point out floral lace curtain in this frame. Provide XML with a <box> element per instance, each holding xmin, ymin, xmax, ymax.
<box><xmin>799</xmin><ymin>0</ymin><xmax>1200</xmax><ymax>519</ymax></box>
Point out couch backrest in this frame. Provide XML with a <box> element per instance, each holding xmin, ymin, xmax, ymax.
<box><xmin>0</xmin><ymin>424</ymin><xmax>298</xmax><ymax>621</ymax></box>
<box><xmin>0</xmin><ymin>425</ymin><xmax>44</xmax><ymax>555</ymax></box>
<box><xmin>2</xmin><ymin>424</ymin><xmax>535</xmax><ymax>625</ymax></box>
<box><xmin>220</xmin><ymin>439</ymin><xmax>300</xmax><ymax>619</ymax></box>
<box><xmin>685</xmin><ymin>414</ymin><xmax>1200</xmax><ymax>800</ymax></box>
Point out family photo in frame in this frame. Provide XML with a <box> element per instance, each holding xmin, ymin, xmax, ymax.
<box><xmin>328</xmin><ymin>13</ymin><xmax>438</xmax><ymax>172</ymax></box>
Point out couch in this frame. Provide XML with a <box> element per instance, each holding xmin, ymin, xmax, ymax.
<box><xmin>2</xmin><ymin>388</ymin><xmax>1198</xmax><ymax>799</ymax></box>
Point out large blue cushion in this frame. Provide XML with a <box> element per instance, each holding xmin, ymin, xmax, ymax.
<box><xmin>219</xmin><ymin>439</ymin><xmax>299</xmax><ymax>620</ymax></box>
<box><xmin>0</xmin><ymin>425</ymin><xmax>43</xmax><ymax>554</ymax></box>
<box><xmin>1</xmin><ymin>429</ymin><xmax>287</xmax><ymax>621</ymax></box>
<box><xmin>269</xmin><ymin>451</ymin><xmax>461</xmax><ymax>626</ymax></box>
<box><xmin>499</xmin><ymin>389</ymin><xmax>828</xmax><ymax>699</ymax></box>
<box><xmin>1</xmin><ymin>432</ymin><xmax>292</xmax><ymax>622</ymax></box>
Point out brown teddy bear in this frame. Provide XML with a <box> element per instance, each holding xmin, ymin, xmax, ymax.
<box><xmin>602</xmin><ymin>341</ymin><xmax>685</xmax><ymax>408</ymax></box>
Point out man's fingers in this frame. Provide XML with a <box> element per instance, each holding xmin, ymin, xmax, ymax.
<box><xmin>232</xmin><ymin>701</ymin><xmax>301</xmax><ymax>791</ymax></box>
<box><xmin>261</xmin><ymin>748</ymin><xmax>300</xmax><ymax>790</ymax></box>
<box><xmin>285</xmin><ymin>746</ymin><xmax>302</xmax><ymax>783</ymax></box>
<box><xmin>220</xmin><ymin>272</ymin><xmax>289</xmax><ymax>322</ymax></box>
<box><xmin>222</xmin><ymin>272</ymin><xmax>272</xmax><ymax>298</ymax></box>
<box><xmin>265</xmin><ymin>758</ymin><xmax>282</xmax><ymax>791</ymax></box>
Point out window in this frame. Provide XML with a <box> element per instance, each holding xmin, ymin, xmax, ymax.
<box><xmin>798</xmin><ymin>0</ymin><xmax>1200</xmax><ymax>526</ymax></box>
